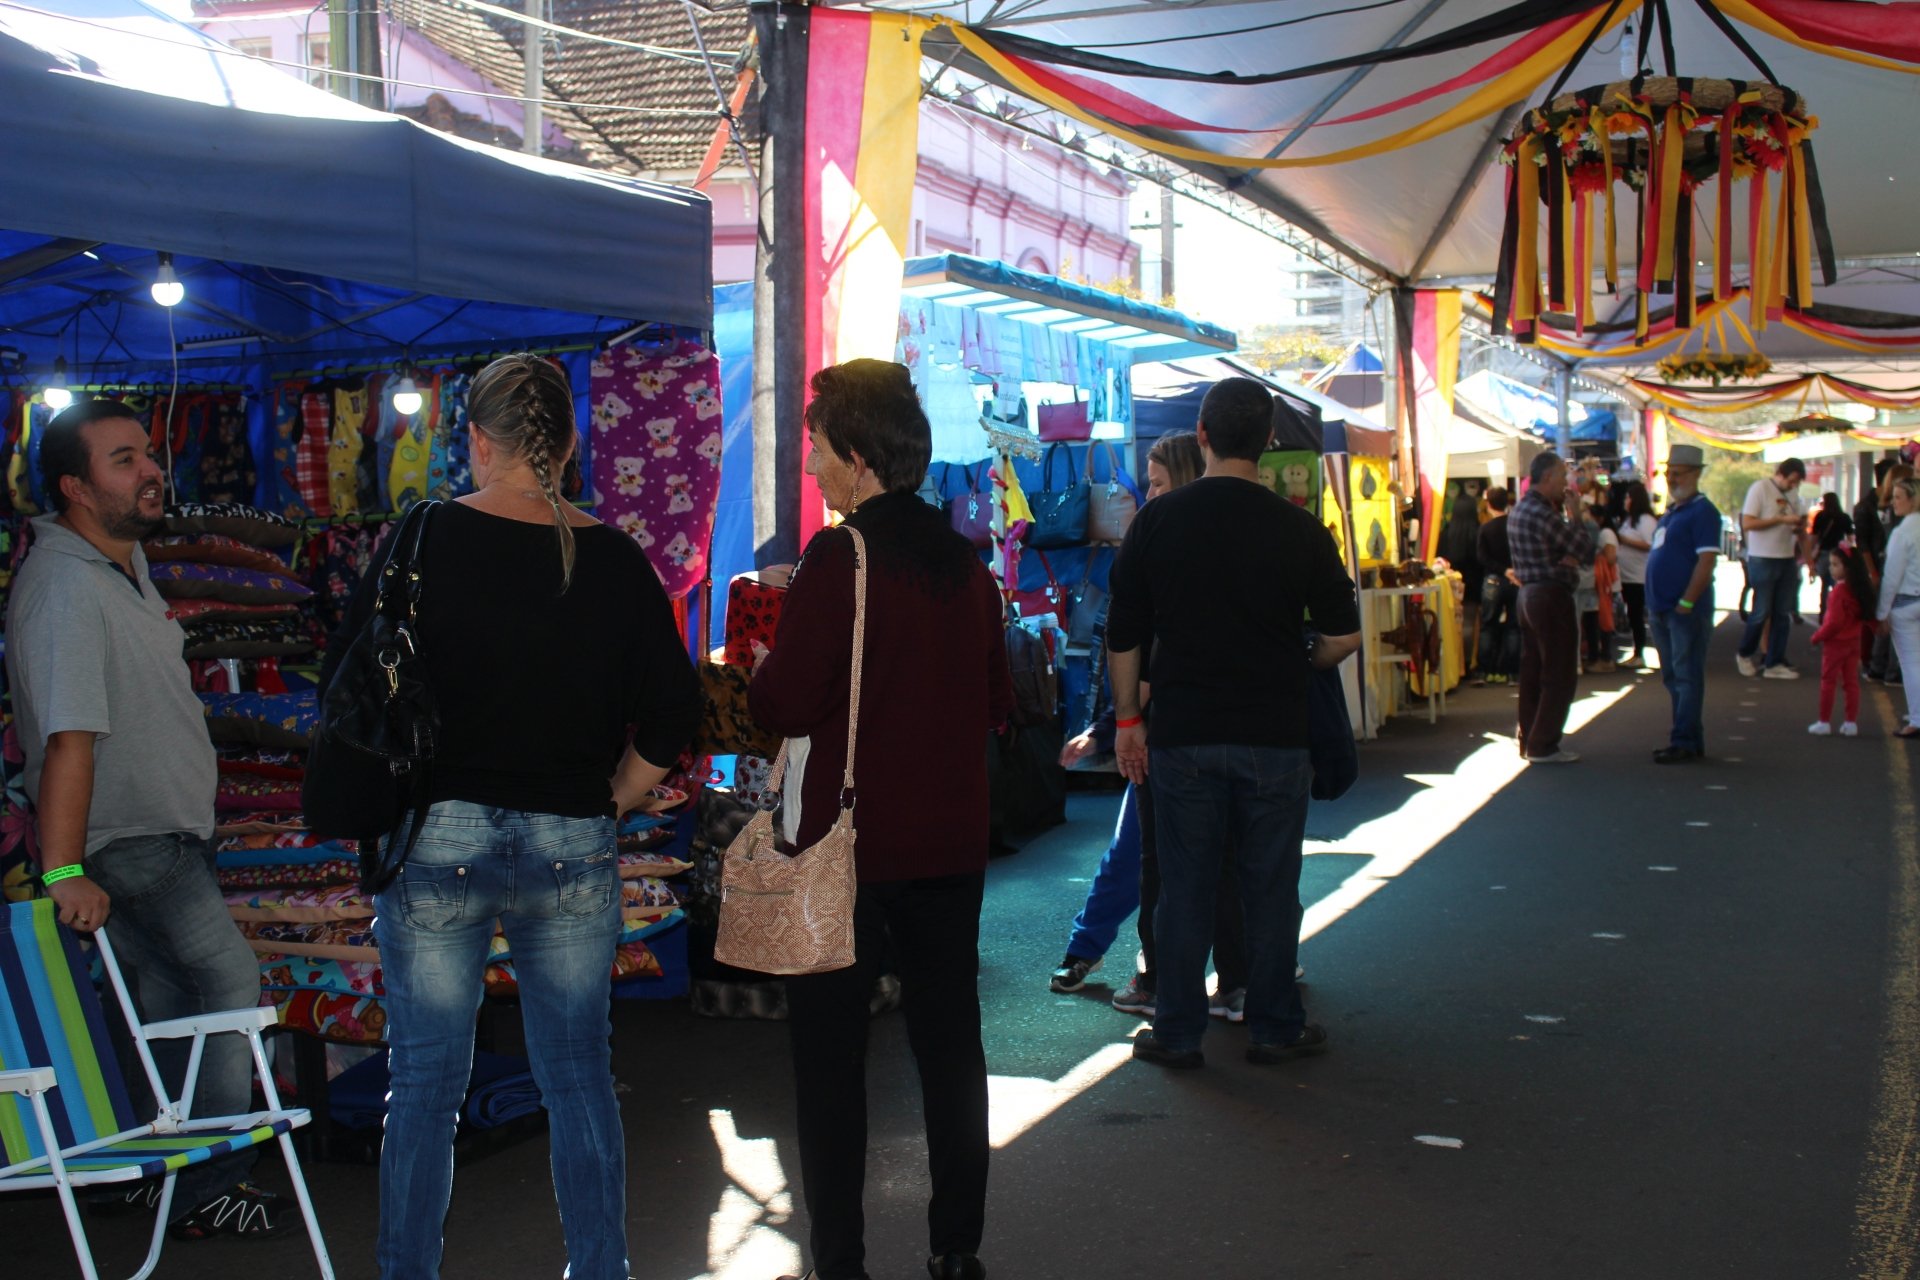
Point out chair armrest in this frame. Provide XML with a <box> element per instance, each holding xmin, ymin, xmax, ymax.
<box><xmin>142</xmin><ymin>1006</ymin><xmax>278</xmax><ymax>1040</ymax></box>
<box><xmin>0</xmin><ymin>1066</ymin><xmax>57</xmax><ymax>1095</ymax></box>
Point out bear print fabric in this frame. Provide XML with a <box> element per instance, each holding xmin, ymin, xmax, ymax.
<box><xmin>589</xmin><ymin>336</ymin><xmax>724</xmax><ymax>601</ymax></box>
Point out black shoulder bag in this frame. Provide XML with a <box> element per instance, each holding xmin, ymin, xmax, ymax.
<box><xmin>302</xmin><ymin>500</ymin><xmax>442</xmax><ymax>893</ymax></box>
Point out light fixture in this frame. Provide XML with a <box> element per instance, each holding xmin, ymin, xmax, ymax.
<box><xmin>43</xmin><ymin>357</ymin><xmax>73</xmax><ymax>411</ymax></box>
<box><xmin>391</xmin><ymin>373</ymin><xmax>424</xmax><ymax>416</ymax></box>
<box><xmin>150</xmin><ymin>252</ymin><xmax>185</xmax><ymax>308</ymax></box>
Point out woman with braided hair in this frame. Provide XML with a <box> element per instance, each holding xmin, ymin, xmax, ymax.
<box><xmin>332</xmin><ymin>353</ymin><xmax>702</xmax><ymax>1279</ymax></box>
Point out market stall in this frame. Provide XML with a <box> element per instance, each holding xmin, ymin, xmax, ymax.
<box><xmin>0</xmin><ymin>0</ymin><xmax>716</xmax><ymax>1139</ymax></box>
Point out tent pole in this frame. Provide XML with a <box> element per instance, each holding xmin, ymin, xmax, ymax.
<box><xmin>1554</xmin><ymin>364</ymin><xmax>1573</xmax><ymax>458</ymax></box>
<box><xmin>751</xmin><ymin>1</ymin><xmax>807</xmax><ymax>567</ymax></box>
<box><xmin>522</xmin><ymin>0</ymin><xmax>544</xmax><ymax>155</ymax></box>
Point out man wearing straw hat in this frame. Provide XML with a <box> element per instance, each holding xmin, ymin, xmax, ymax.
<box><xmin>1645</xmin><ymin>444</ymin><xmax>1724</xmax><ymax>763</ymax></box>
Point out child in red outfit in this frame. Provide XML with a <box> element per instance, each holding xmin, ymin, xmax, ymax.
<box><xmin>1809</xmin><ymin>545</ymin><xmax>1879</xmax><ymax>736</ymax></box>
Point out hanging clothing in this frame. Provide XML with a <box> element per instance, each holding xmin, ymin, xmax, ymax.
<box><xmin>295</xmin><ymin>387</ymin><xmax>333</xmax><ymax>517</ymax></box>
<box><xmin>587</xmin><ymin>337</ymin><xmax>724</xmax><ymax>600</ymax></box>
<box><xmin>199</xmin><ymin>393</ymin><xmax>257</xmax><ymax>506</ymax></box>
<box><xmin>268</xmin><ymin>380</ymin><xmax>313</xmax><ymax>520</ymax></box>
<box><xmin>387</xmin><ymin>375</ymin><xmax>435</xmax><ymax>511</ymax></box>
<box><xmin>329</xmin><ymin>383</ymin><xmax>370</xmax><ymax>518</ymax></box>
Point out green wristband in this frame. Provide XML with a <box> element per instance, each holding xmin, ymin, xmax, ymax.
<box><xmin>1677</xmin><ymin>599</ymin><xmax>1694</xmax><ymax>612</ymax></box>
<box><xmin>40</xmin><ymin>864</ymin><xmax>85</xmax><ymax>886</ymax></box>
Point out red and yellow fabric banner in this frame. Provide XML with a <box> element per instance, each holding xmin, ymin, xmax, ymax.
<box><xmin>1718</xmin><ymin>0</ymin><xmax>1920</xmax><ymax>73</ymax></box>
<box><xmin>801</xmin><ymin>9</ymin><xmax>928</xmax><ymax>541</ymax></box>
<box><xmin>939</xmin><ymin>5</ymin><xmax>1634</xmax><ymax>172</ymax></box>
<box><xmin>1398</xmin><ymin>288</ymin><xmax>1463</xmax><ymax>564</ymax></box>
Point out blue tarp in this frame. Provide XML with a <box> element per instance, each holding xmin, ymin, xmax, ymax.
<box><xmin>0</xmin><ymin>0</ymin><xmax>713</xmax><ymax>376</ymax></box>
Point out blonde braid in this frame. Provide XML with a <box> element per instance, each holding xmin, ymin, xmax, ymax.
<box><xmin>516</xmin><ymin>369</ymin><xmax>577</xmax><ymax>591</ymax></box>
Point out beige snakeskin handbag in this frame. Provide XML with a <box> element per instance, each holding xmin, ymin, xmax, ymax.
<box><xmin>713</xmin><ymin>527</ymin><xmax>868</xmax><ymax>976</ymax></box>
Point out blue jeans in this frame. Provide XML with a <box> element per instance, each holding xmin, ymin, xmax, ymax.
<box><xmin>1739</xmin><ymin>556</ymin><xmax>1797</xmax><ymax>668</ymax></box>
<box><xmin>1651</xmin><ymin>594</ymin><xmax>1714</xmax><ymax>752</ymax></box>
<box><xmin>374</xmin><ymin>803</ymin><xmax>624</xmax><ymax>1280</ymax></box>
<box><xmin>83</xmin><ymin>832</ymin><xmax>262</xmax><ymax>1219</ymax></box>
<box><xmin>1148</xmin><ymin>745</ymin><xmax>1312</xmax><ymax>1051</ymax></box>
<box><xmin>1065</xmin><ymin>782</ymin><xmax>1142</xmax><ymax>961</ymax></box>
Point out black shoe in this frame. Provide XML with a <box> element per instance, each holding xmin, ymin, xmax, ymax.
<box><xmin>1049</xmin><ymin>954</ymin><xmax>1101</xmax><ymax>993</ymax></box>
<box><xmin>1651</xmin><ymin>747</ymin><xmax>1703</xmax><ymax>764</ymax></box>
<box><xmin>1132</xmin><ymin>1033</ymin><xmax>1204</xmax><ymax>1069</ymax></box>
<box><xmin>90</xmin><ymin>1181</ymin><xmax>164</xmax><ymax>1216</ymax></box>
<box><xmin>166</xmin><ymin>1182</ymin><xmax>295</xmax><ymax>1241</ymax></box>
<box><xmin>928</xmin><ymin>1253</ymin><xmax>987</xmax><ymax>1280</ymax></box>
<box><xmin>1246</xmin><ymin>1024</ymin><xmax>1330</xmax><ymax>1065</ymax></box>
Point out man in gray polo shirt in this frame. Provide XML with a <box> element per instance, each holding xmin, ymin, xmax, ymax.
<box><xmin>5</xmin><ymin>400</ymin><xmax>289</xmax><ymax>1239</ymax></box>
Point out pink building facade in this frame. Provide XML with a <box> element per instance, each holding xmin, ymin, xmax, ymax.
<box><xmin>194</xmin><ymin>4</ymin><xmax>1136</xmax><ymax>291</ymax></box>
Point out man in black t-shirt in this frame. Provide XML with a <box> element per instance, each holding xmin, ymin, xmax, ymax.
<box><xmin>1107</xmin><ymin>377</ymin><xmax>1361</xmax><ymax>1069</ymax></box>
<box><xmin>1475</xmin><ymin>487</ymin><xmax>1518</xmax><ymax>683</ymax></box>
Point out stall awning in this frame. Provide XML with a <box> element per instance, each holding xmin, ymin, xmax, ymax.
<box><xmin>903</xmin><ymin>253</ymin><xmax>1235</xmax><ymax>363</ymax></box>
<box><xmin>0</xmin><ymin>0</ymin><xmax>713</xmax><ymax>369</ymax></box>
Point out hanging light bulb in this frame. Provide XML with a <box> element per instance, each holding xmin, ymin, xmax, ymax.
<box><xmin>150</xmin><ymin>252</ymin><xmax>185</xmax><ymax>308</ymax></box>
<box><xmin>42</xmin><ymin>357</ymin><xmax>73</xmax><ymax>411</ymax></box>
<box><xmin>391</xmin><ymin>372</ymin><xmax>423</xmax><ymax>417</ymax></box>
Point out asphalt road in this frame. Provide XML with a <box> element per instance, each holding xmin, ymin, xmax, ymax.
<box><xmin>12</xmin><ymin>590</ymin><xmax>1919</xmax><ymax>1279</ymax></box>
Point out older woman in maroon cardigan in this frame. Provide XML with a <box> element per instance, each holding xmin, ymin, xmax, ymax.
<box><xmin>751</xmin><ymin>359</ymin><xmax>1012</xmax><ymax>1280</ymax></box>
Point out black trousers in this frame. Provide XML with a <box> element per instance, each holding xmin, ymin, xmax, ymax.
<box><xmin>785</xmin><ymin>872</ymin><xmax>989</xmax><ymax>1280</ymax></box>
<box><xmin>1622</xmin><ymin>582</ymin><xmax>1649</xmax><ymax>656</ymax></box>
<box><xmin>1136</xmin><ymin>783</ymin><xmax>1247</xmax><ymax>992</ymax></box>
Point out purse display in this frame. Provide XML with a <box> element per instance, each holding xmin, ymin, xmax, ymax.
<box><xmin>301</xmin><ymin>500</ymin><xmax>441</xmax><ymax>894</ymax></box>
<box><xmin>1086</xmin><ymin>442</ymin><xmax>1139</xmax><ymax>544</ymax></box>
<box><xmin>1065</xmin><ymin>569</ymin><xmax>1107</xmax><ymax>651</ymax></box>
<box><xmin>1025</xmin><ymin>442</ymin><xmax>1090</xmax><ymax>550</ymax></box>
<box><xmin>713</xmin><ymin>527</ymin><xmax>870</xmax><ymax>976</ymax></box>
<box><xmin>946</xmin><ymin>463</ymin><xmax>993</xmax><ymax>549</ymax></box>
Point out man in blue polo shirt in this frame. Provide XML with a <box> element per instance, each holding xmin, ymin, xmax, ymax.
<box><xmin>1645</xmin><ymin>445</ymin><xmax>1723</xmax><ymax>763</ymax></box>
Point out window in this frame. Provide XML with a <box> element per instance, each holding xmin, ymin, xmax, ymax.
<box><xmin>228</xmin><ymin>36</ymin><xmax>272</xmax><ymax>61</ymax></box>
<box><xmin>302</xmin><ymin>35</ymin><xmax>330</xmax><ymax>88</ymax></box>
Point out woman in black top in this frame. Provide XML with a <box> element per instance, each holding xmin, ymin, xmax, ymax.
<box><xmin>1811</xmin><ymin>492</ymin><xmax>1853</xmax><ymax>611</ymax></box>
<box><xmin>339</xmin><ymin>355</ymin><xmax>701</xmax><ymax>1280</ymax></box>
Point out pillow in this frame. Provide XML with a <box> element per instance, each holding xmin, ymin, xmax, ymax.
<box><xmin>183</xmin><ymin>620</ymin><xmax>315</xmax><ymax>660</ymax></box>
<box><xmin>165</xmin><ymin>502</ymin><xmax>300</xmax><ymax>548</ymax></box>
<box><xmin>166</xmin><ymin>599</ymin><xmax>299</xmax><ymax>624</ymax></box>
<box><xmin>226</xmin><ymin>883</ymin><xmax>373</xmax><ymax>922</ymax></box>
<box><xmin>201</xmin><ymin>691</ymin><xmax>318</xmax><ymax>749</ymax></box>
<box><xmin>150</xmin><ymin>560</ymin><xmax>313</xmax><ymax>605</ymax></box>
<box><xmin>268</xmin><ymin>989</ymin><xmax>389</xmax><ymax>1044</ymax></box>
<box><xmin>146</xmin><ymin>533</ymin><xmax>291</xmax><ymax>576</ymax></box>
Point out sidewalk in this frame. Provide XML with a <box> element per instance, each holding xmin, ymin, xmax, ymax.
<box><xmin>9</xmin><ymin>583</ymin><xmax>1916</xmax><ymax>1277</ymax></box>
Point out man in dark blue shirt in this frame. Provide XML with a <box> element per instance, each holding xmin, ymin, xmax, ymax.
<box><xmin>1645</xmin><ymin>445</ymin><xmax>1723</xmax><ymax>763</ymax></box>
<box><xmin>1107</xmin><ymin>377</ymin><xmax>1360</xmax><ymax>1070</ymax></box>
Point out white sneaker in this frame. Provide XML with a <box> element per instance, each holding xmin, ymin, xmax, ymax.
<box><xmin>1763</xmin><ymin>665</ymin><xmax>1802</xmax><ymax>680</ymax></box>
<box><xmin>1526</xmin><ymin>750</ymin><xmax>1581</xmax><ymax>764</ymax></box>
<box><xmin>1840</xmin><ymin>722</ymin><xmax>1860</xmax><ymax>737</ymax></box>
<box><xmin>1808</xmin><ymin>721</ymin><xmax>1832</xmax><ymax>736</ymax></box>
<box><xmin>1736</xmin><ymin>654</ymin><xmax>1758</xmax><ymax>678</ymax></box>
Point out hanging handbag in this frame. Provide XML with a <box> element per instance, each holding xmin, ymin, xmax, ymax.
<box><xmin>1025</xmin><ymin>442</ymin><xmax>1090</xmax><ymax>550</ymax></box>
<box><xmin>947</xmin><ymin>463</ymin><xmax>993</xmax><ymax>549</ymax></box>
<box><xmin>1065</xmin><ymin>564</ymin><xmax>1107</xmax><ymax>651</ymax></box>
<box><xmin>1012</xmin><ymin>551</ymin><xmax>1066</xmax><ymax>621</ymax></box>
<box><xmin>302</xmin><ymin>500</ymin><xmax>442</xmax><ymax>894</ymax></box>
<box><xmin>1036</xmin><ymin>397</ymin><xmax>1092</xmax><ymax>443</ymax></box>
<box><xmin>1086</xmin><ymin>442</ymin><xmax>1140</xmax><ymax>544</ymax></box>
<box><xmin>713</xmin><ymin>527</ymin><xmax>870</xmax><ymax>976</ymax></box>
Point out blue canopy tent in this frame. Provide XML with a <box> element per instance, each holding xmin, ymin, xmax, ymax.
<box><xmin>0</xmin><ymin>0</ymin><xmax>713</xmax><ymax>504</ymax></box>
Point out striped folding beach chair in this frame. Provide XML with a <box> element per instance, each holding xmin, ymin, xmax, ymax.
<box><xmin>0</xmin><ymin>898</ymin><xmax>334</xmax><ymax>1280</ymax></box>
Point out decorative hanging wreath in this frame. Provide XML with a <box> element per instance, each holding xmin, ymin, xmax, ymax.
<box><xmin>1492</xmin><ymin>76</ymin><xmax>1830</xmax><ymax>349</ymax></box>
<box><xmin>1654</xmin><ymin>350</ymin><xmax>1772</xmax><ymax>386</ymax></box>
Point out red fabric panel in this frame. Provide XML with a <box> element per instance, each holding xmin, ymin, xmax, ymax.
<box><xmin>1745</xmin><ymin>0</ymin><xmax>1920</xmax><ymax>62</ymax></box>
<box><xmin>1317</xmin><ymin>9</ymin><xmax>1594</xmax><ymax>128</ymax></box>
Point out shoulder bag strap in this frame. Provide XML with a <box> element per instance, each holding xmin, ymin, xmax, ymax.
<box><xmin>1101</xmin><ymin>442</ymin><xmax>1145</xmax><ymax>504</ymax></box>
<box><xmin>838</xmin><ymin>526</ymin><xmax>869</xmax><ymax>814</ymax></box>
<box><xmin>761</xmin><ymin>526</ymin><xmax>866</xmax><ymax>810</ymax></box>
<box><xmin>1043</xmin><ymin>441</ymin><xmax>1067</xmax><ymax>492</ymax></box>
